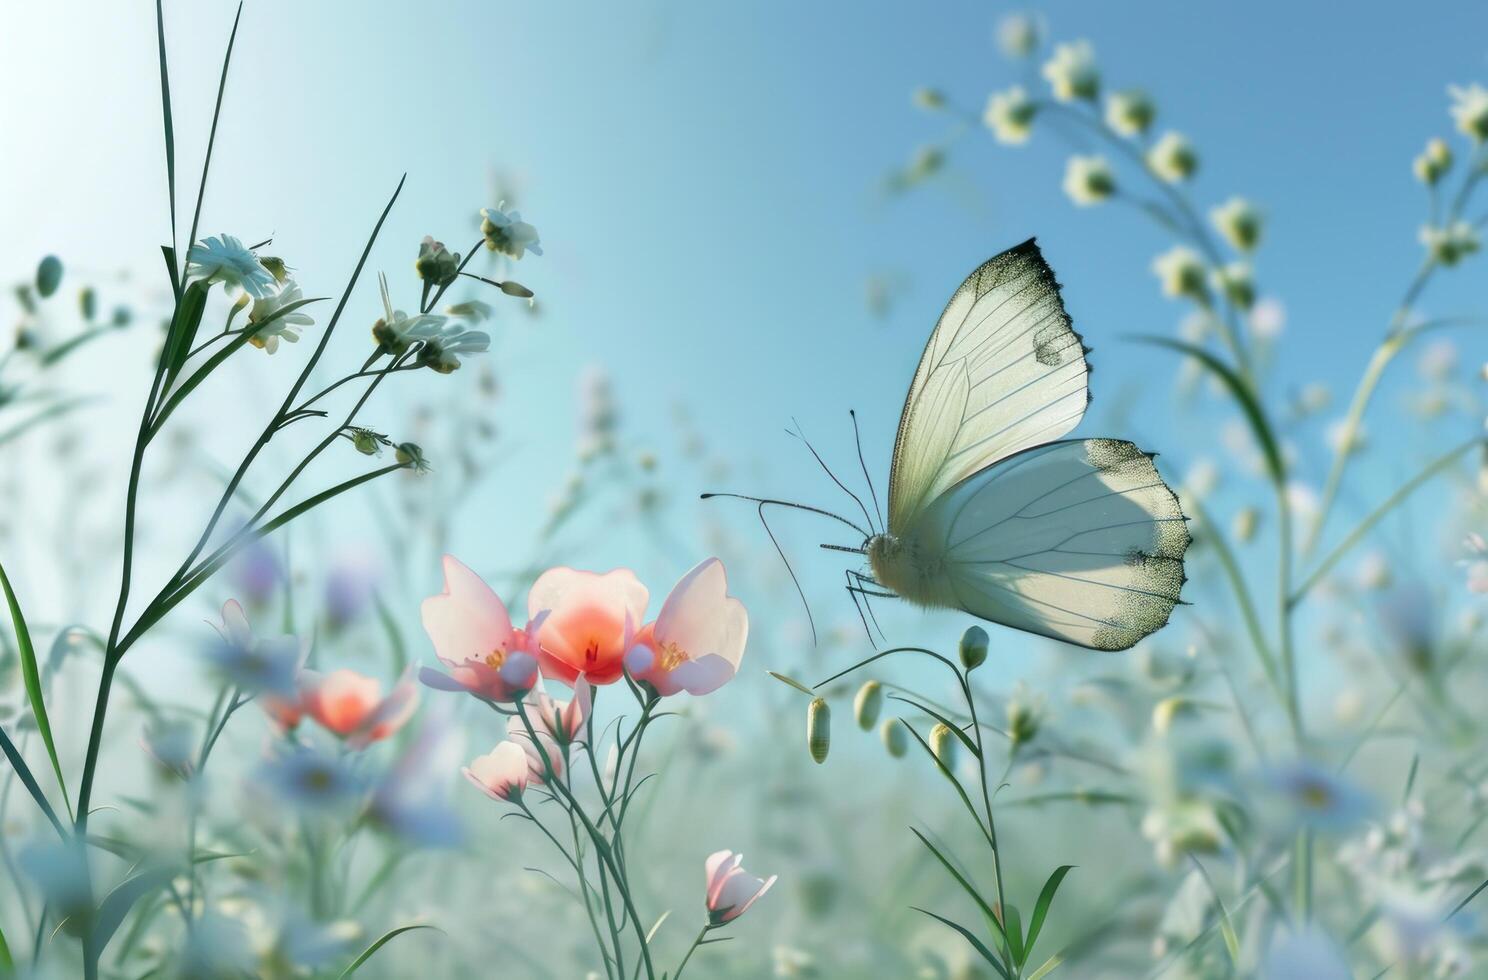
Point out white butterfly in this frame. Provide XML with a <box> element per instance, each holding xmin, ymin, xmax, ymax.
<box><xmin>716</xmin><ymin>239</ymin><xmax>1190</xmax><ymax>651</ymax></box>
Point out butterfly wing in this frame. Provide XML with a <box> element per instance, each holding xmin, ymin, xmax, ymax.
<box><xmin>910</xmin><ymin>439</ymin><xmax>1189</xmax><ymax>651</ymax></box>
<box><xmin>887</xmin><ymin>239</ymin><xmax>1089</xmax><ymax>533</ymax></box>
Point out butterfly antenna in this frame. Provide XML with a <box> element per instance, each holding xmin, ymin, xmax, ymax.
<box><xmin>844</xmin><ymin>571</ymin><xmax>875</xmax><ymax>645</ymax></box>
<box><xmin>757</xmin><ymin>501</ymin><xmax>817</xmax><ymax>646</ymax></box>
<box><xmin>700</xmin><ymin>492</ymin><xmax>870</xmax><ymax>539</ymax></box>
<box><xmin>787</xmin><ymin>418</ymin><xmax>878</xmax><ymax>537</ymax></box>
<box><xmin>849</xmin><ymin>409</ymin><xmax>885</xmax><ymax>532</ymax></box>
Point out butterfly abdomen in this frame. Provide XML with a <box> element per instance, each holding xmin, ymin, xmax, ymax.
<box><xmin>867</xmin><ymin>532</ymin><xmax>959</xmax><ymax>610</ymax></box>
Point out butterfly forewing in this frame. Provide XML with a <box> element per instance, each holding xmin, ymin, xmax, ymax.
<box><xmin>887</xmin><ymin>239</ymin><xmax>1089</xmax><ymax>533</ymax></box>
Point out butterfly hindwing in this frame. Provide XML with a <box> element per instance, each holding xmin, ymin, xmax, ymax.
<box><xmin>887</xmin><ymin>239</ymin><xmax>1089</xmax><ymax>532</ymax></box>
<box><xmin>912</xmin><ymin>439</ymin><xmax>1189</xmax><ymax>651</ymax></box>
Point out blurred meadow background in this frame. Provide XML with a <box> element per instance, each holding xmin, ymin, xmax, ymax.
<box><xmin>3</xmin><ymin>0</ymin><xmax>1488</xmax><ymax>977</ymax></box>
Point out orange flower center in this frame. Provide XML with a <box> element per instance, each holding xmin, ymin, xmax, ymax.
<box><xmin>657</xmin><ymin>640</ymin><xmax>689</xmax><ymax>672</ymax></box>
<box><xmin>584</xmin><ymin>640</ymin><xmax>601</xmax><ymax>664</ymax></box>
<box><xmin>485</xmin><ymin>644</ymin><xmax>507</xmax><ymax>669</ymax></box>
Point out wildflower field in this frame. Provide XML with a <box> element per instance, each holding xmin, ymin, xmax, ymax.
<box><xmin>3</xmin><ymin>2</ymin><xmax>1488</xmax><ymax>977</ymax></box>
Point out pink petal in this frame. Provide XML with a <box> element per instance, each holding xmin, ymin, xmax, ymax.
<box><xmin>421</xmin><ymin>555</ymin><xmax>516</xmax><ymax>669</ymax></box>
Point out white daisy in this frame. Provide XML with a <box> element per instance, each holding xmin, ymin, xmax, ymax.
<box><xmin>186</xmin><ymin>234</ymin><xmax>276</xmax><ymax>299</ymax></box>
<box><xmin>247</xmin><ymin>281</ymin><xmax>315</xmax><ymax>354</ymax></box>
<box><xmin>480</xmin><ymin>205</ymin><xmax>543</xmax><ymax>259</ymax></box>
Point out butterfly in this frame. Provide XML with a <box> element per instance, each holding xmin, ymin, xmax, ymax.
<box><xmin>709</xmin><ymin>238</ymin><xmax>1190</xmax><ymax>651</ymax></box>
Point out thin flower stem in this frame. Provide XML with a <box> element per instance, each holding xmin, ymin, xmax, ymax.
<box><xmin>671</xmin><ymin>923</ymin><xmax>713</xmax><ymax>980</ymax></box>
<box><xmin>963</xmin><ymin>675</ymin><xmax>1015</xmax><ymax>977</ymax></box>
<box><xmin>520</xmin><ymin>800</ymin><xmax>617</xmax><ymax>980</ymax></box>
<box><xmin>1189</xmin><ymin>499</ymin><xmax>1282</xmax><ymax>699</ymax></box>
<box><xmin>513</xmin><ymin>699</ymin><xmax>656</xmax><ymax>979</ymax></box>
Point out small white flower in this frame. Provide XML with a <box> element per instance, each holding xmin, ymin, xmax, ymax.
<box><xmin>1147</xmin><ymin>131</ymin><xmax>1198</xmax><ymax>183</ymax></box>
<box><xmin>1250</xmin><ymin>296</ymin><xmax>1287</xmax><ymax>339</ymax></box>
<box><xmin>1326</xmin><ymin>417</ymin><xmax>1367</xmax><ymax>456</ymax></box>
<box><xmin>1211</xmin><ymin>262</ymin><xmax>1255</xmax><ymax>309</ymax></box>
<box><xmin>996</xmin><ymin>13</ymin><xmax>1040</xmax><ymax>58</ymax></box>
<box><xmin>1211</xmin><ymin>197</ymin><xmax>1263</xmax><ymax>252</ymax></box>
<box><xmin>1105</xmin><ymin>90</ymin><xmax>1155</xmax><ymax>137</ymax></box>
<box><xmin>1062</xmin><ymin>154</ymin><xmax>1115</xmax><ymax>205</ymax></box>
<box><xmin>1420</xmin><ymin>221</ymin><xmax>1481</xmax><ymax>266</ymax></box>
<box><xmin>1448</xmin><ymin>83</ymin><xmax>1488</xmax><ymax>143</ymax></box>
<box><xmin>247</xmin><ymin>281</ymin><xmax>315</xmax><ymax>354</ymax></box>
<box><xmin>1264</xmin><ymin>760</ymin><xmax>1373</xmax><ymax>833</ymax></box>
<box><xmin>983</xmin><ymin>86</ymin><xmax>1037</xmax><ymax>145</ymax></box>
<box><xmin>1418</xmin><ymin>338</ymin><xmax>1458</xmax><ymax>381</ymax></box>
<box><xmin>480</xmin><ymin>205</ymin><xmax>543</xmax><ymax>259</ymax></box>
<box><xmin>372</xmin><ymin>273</ymin><xmax>446</xmax><ymax>354</ymax></box>
<box><xmin>416</xmin><ymin>321</ymin><xmax>491</xmax><ymax>374</ymax></box>
<box><xmin>1152</xmin><ymin>246</ymin><xmax>1208</xmax><ymax>300</ymax></box>
<box><xmin>186</xmin><ymin>234</ymin><xmax>276</xmax><ymax>299</ymax></box>
<box><xmin>1041</xmin><ymin>40</ymin><xmax>1099</xmax><ymax>103</ymax></box>
<box><xmin>1414</xmin><ymin>137</ymin><xmax>1454</xmax><ymax>185</ymax></box>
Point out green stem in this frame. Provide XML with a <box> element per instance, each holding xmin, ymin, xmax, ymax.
<box><xmin>671</xmin><ymin>924</ymin><xmax>712</xmax><ymax>980</ymax></box>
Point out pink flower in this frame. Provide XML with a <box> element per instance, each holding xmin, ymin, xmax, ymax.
<box><xmin>506</xmin><ymin>711</ymin><xmax>566</xmax><ymax>783</ymax></box>
<box><xmin>462</xmin><ymin>742</ymin><xmax>532</xmax><ymax>803</ymax></box>
<box><xmin>528</xmin><ymin>567</ymin><xmax>648</xmax><ymax>686</ymax></box>
<box><xmin>530</xmin><ymin>678</ymin><xmax>592</xmax><ymax>747</ymax></box>
<box><xmin>704</xmin><ymin>850</ymin><xmax>776</xmax><ymax>925</ymax></box>
<box><xmin>420</xmin><ymin>555</ymin><xmax>542</xmax><ymax>701</ymax></box>
<box><xmin>626</xmin><ymin>559</ymin><xmax>748</xmax><ymax>697</ymax></box>
<box><xmin>260</xmin><ymin>693</ymin><xmax>304</xmax><ymax>733</ymax></box>
<box><xmin>301</xmin><ymin>668</ymin><xmax>418</xmax><ymax>748</ymax></box>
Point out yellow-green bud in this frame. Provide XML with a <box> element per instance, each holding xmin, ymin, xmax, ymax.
<box><xmin>913</xmin><ymin>87</ymin><xmax>946</xmax><ymax>111</ymax></box>
<box><xmin>1007</xmin><ymin>702</ymin><xmax>1039</xmax><ymax>747</ymax></box>
<box><xmin>1232</xmin><ymin>506</ymin><xmax>1259</xmax><ymax>543</ymax></box>
<box><xmin>959</xmin><ymin>625</ymin><xmax>989</xmax><ymax>670</ymax></box>
<box><xmin>930</xmin><ymin>722</ymin><xmax>958</xmax><ymax>769</ymax></box>
<box><xmin>881</xmin><ymin>717</ymin><xmax>908</xmax><ymax>758</ymax></box>
<box><xmin>79</xmin><ymin>286</ymin><xmax>96</xmax><ymax>321</ymax></box>
<box><xmin>259</xmin><ymin>256</ymin><xmax>289</xmax><ymax>284</ymax></box>
<box><xmin>853</xmin><ymin>680</ymin><xmax>883</xmax><ymax>730</ymax></box>
<box><xmin>1414</xmin><ymin>138</ymin><xmax>1453</xmax><ymax>185</ymax></box>
<box><xmin>499</xmin><ymin>280</ymin><xmax>534</xmax><ymax>299</ymax></box>
<box><xmin>807</xmin><ymin>698</ymin><xmax>831</xmax><ymax>764</ymax></box>
<box><xmin>395</xmin><ymin>442</ymin><xmax>430</xmax><ymax>473</ymax></box>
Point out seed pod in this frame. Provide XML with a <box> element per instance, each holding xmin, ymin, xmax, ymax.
<box><xmin>959</xmin><ymin>626</ymin><xmax>989</xmax><ymax>670</ymax></box>
<box><xmin>930</xmin><ymin>722</ymin><xmax>958</xmax><ymax>769</ymax></box>
<box><xmin>79</xmin><ymin>287</ymin><xmax>96</xmax><ymax>321</ymax></box>
<box><xmin>853</xmin><ymin>680</ymin><xmax>883</xmax><ymax>730</ymax></box>
<box><xmin>807</xmin><ymin>698</ymin><xmax>831</xmax><ymax>764</ymax></box>
<box><xmin>880</xmin><ymin>718</ymin><xmax>908</xmax><ymax>758</ymax></box>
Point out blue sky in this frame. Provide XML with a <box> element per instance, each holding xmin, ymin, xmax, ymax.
<box><xmin>3</xmin><ymin>0</ymin><xmax>1487</xmax><ymax>675</ymax></box>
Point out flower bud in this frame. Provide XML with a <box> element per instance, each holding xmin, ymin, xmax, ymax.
<box><xmin>1148</xmin><ymin>131</ymin><xmax>1198</xmax><ymax>183</ymax></box>
<box><xmin>853</xmin><ymin>680</ymin><xmax>883</xmax><ymax>730</ymax></box>
<box><xmin>1105</xmin><ymin>89</ymin><xmax>1155</xmax><ymax>137</ymax></box>
<box><xmin>35</xmin><ymin>255</ymin><xmax>62</xmax><ymax>299</ymax></box>
<box><xmin>807</xmin><ymin>698</ymin><xmax>831</xmax><ymax>764</ymax></box>
<box><xmin>880</xmin><ymin>717</ymin><xmax>908</xmax><ymax>758</ymax></box>
<box><xmin>499</xmin><ymin>280</ymin><xmax>534</xmax><ymax>299</ymax></box>
<box><xmin>1414</xmin><ymin>138</ymin><xmax>1453</xmax><ymax>185</ymax></box>
<box><xmin>1232</xmin><ymin>506</ymin><xmax>1259</xmax><ymax>543</ymax></box>
<box><xmin>959</xmin><ymin>626</ymin><xmax>989</xmax><ymax>670</ymax></box>
<box><xmin>350</xmin><ymin>428</ymin><xmax>384</xmax><ymax>456</ymax></box>
<box><xmin>414</xmin><ymin>237</ymin><xmax>460</xmax><ymax>287</ymax></box>
<box><xmin>913</xmin><ymin>87</ymin><xmax>946</xmax><ymax>111</ymax></box>
<box><xmin>259</xmin><ymin>256</ymin><xmax>290</xmax><ymax>284</ymax></box>
<box><xmin>395</xmin><ymin>442</ymin><xmax>430</xmax><ymax>473</ymax></box>
<box><xmin>930</xmin><ymin>722</ymin><xmax>958</xmax><ymax>769</ymax></box>
<box><xmin>79</xmin><ymin>286</ymin><xmax>96</xmax><ymax>321</ymax></box>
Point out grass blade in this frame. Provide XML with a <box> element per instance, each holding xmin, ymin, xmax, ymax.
<box><xmin>0</xmin><ymin>558</ymin><xmax>72</xmax><ymax>821</ymax></box>
<box><xmin>185</xmin><ymin>2</ymin><xmax>244</xmax><ymax>259</ymax></box>
<box><xmin>1023</xmin><ymin>865</ymin><xmax>1074</xmax><ymax>964</ymax></box>
<box><xmin>1027</xmin><ymin>952</ymin><xmax>1064</xmax><ymax>980</ymax></box>
<box><xmin>912</xmin><ymin>908</ymin><xmax>1012</xmax><ymax>980</ymax></box>
<box><xmin>338</xmin><ymin>924</ymin><xmax>440</xmax><ymax>977</ymax></box>
<box><xmin>154</xmin><ymin>0</ymin><xmax>177</xmax><ymax>284</ymax></box>
<box><xmin>0</xmin><ymin>723</ymin><xmax>66</xmax><ymax>838</ymax></box>
<box><xmin>910</xmin><ymin>828</ymin><xmax>1010</xmax><ymax>954</ymax></box>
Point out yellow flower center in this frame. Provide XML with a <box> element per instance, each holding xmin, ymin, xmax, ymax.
<box><xmin>485</xmin><ymin>645</ymin><xmax>507</xmax><ymax>669</ymax></box>
<box><xmin>657</xmin><ymin>640</ymin><xmax>689</xmax><ymax>672</ymax></box>
<box><xmin>1299</xmin><ymin>781</ymin><xmax>1332</xmax><ymax>809</ymax></box>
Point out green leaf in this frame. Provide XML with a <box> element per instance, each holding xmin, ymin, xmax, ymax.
<box><xmin>910</xmin><ymin>828</ymin><xmax>1010</xmax><ymax>955</ymax></box>
<box><xmin>911</xmin><ymin>908</ymin><xmax>1012</xmax><ymax>980</ymax></box>
<box><xmin>767</xmin><ymin>670</ymin><xmax>816</xmax><ymax>697</ymax></box>
<box><xmin>1027</xmin><ymin>952</ymin><xmax>1065</xmax><ymax>980</ymax></box>
<box><xmin>1023</xmin><ymin>865</ymin><xmax>1074</xmax><ymax>964</ymax></box>
<box><xmin>902</xmin><ymin>721</ymin><xmax>994</xmax><ymax>850</ymax></box>
<box><xmin>154</xmin><ymin>0</ymin><xmax>177</xmax><ymax>270</ymax></box>
<box><xmin>338</xmin><ymin>924</ymin><xmax>440</xmax><ymax>977</ymax></box>
<box><xmin>35</xmin><ymin>256</ymin><xmax>63</xmax><ymax>299</ymax></box>
<box><xmin>1134</xmin><ymin>336</ymin><xmax>1284</xmax><ymax>483</ymax></box>
<box><xmin>158</xmin><ymin>278</ymin><xmax>210</xmax><ymax>392</ymax></box>
<box><xmin>0</xmin><ymin>917</ymin><xmax>12</xmax><ymax>970</ymax></box>
<box><xmin>39</xmin><ymin>326</ymin><xmax>113</xmax><ymax>368</ymax></box>
<box><xmin>0</xmin><ymin>558</ymin><xmax>72</xmax><ymax>821</ymax></box>
<box><xmin>1003</xmin><ymin>904</ymin><xmax>1025</xmax><ymax>967</ymax></box>
<box><xmin>92</xmin><ymin>867</ymin><xmax>177</xmax><ymax>954</ymax></box>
